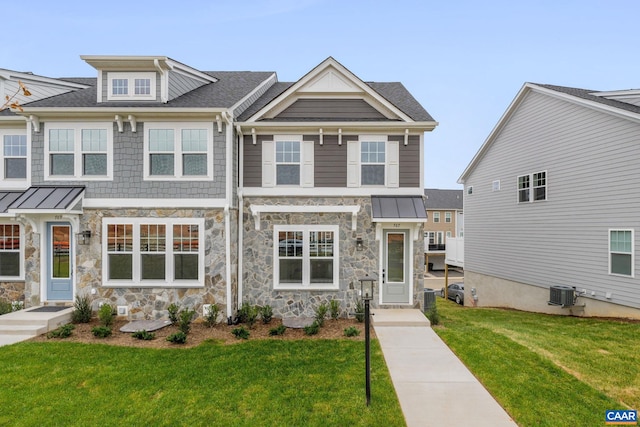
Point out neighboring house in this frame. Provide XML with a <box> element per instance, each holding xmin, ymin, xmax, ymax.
<box><xmin>0</xmin><ymin>56</ymin><xmax>437</xmax><ymax>320</ymax></box>
<box><xmin>423</xmin><ymin>188</ymin><xmax>463</xmax><ymax>271</ymax></box>
<box><xmin>458</xmin><ymin>82</ymin><xmax>640</xmax><ymax>319</ymax></box>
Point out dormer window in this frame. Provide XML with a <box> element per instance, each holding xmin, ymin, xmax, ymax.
<box><xmin>107</xmin><ymin>72</ymin><xmax>156</xmax><ymax>101</ymax></box>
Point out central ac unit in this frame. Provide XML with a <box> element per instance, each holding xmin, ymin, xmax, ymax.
<box><xmin>549</xmin><ymin>285</ymin><xmax>575</xmax><ymax>307</ymax></box>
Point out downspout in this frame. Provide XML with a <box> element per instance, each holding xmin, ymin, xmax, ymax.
<box><xmin>236</xmin><ymin>125</ymin><xmax>245</xmax><ymax>317</ymax></box>
<box><xmin>223</xmin><ymin>111</ymin><xmax>234</xmax><ymax>324</ymax></box>
<box><xmin>224</xmin><ymin>204</ymin><xmax>232</xmax><ymax>324</ymax></box>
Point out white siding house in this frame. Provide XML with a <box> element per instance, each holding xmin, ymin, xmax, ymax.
<box><xmin>458</xmin><ymin>82</ymin><xmax>640</xmax><ymax>319</ymax></box>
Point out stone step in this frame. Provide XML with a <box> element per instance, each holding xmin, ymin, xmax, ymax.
<box><xmin>0</xmin><ymin>324</ymin><xmax>47</xmax><ymax>336</ymax></box>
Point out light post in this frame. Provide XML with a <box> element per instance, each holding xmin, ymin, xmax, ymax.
<box><xmin>359</xmin><ymin>274</ymin><xmax>376</xmax><ymax>406</ymax></box>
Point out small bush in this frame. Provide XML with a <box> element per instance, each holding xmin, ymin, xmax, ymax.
<box><xmin>238</xmin><ymin>303</ymin><xmax>259</xmax><ymax>328</ymax></box>
<box><xmin>304</xmin><ymin>321</ymin><xmax>320</xmax><ymax>336</ymax></box>
<box><xmin>315</xmin><ymin>303</ymin><xmax>328</xmax><ymax>327</ymax></box>
<box><xmin>11</xmin><ymin>301</ymin><xmax>23</xmax><ymax>312</ymax></box>
<box><xmin>330</xmin><ymin>299</ymin><xmax>340</xmax><ymax>320</ymax></box>
<box><xmin>232</xmin><ymin>326</ymin><xmax>250</xmax><ymax>340</ymax></box>
<box><xmin>167</xmin><ymin>303</ymin><xmax>180</xmax><ymax>324</ymax></box>
<box><xmin>426</xmin><ymin>304</ymin><xmax>440</xmax><ymax>326</ymax></box>
<box><xmin>178</xmin><ymin>308</ymin><xmax>196</xmax><ymax>334</ymax></box>
<box><xmin>71</xmin><ymin>295</ymin><xmax>92</xmax><ymax>323</ymax></box>
<box><xmin>354</xmin><ymin>300</ymin><xmax>365</xmax><ymax>323</ymax></box>
<box><xmin>132</xmin><ymin>330</ymin><xmax>155</xmax><ymax>340</ymax></box>
<box><xmin>91</xmin><ymin>326</ymin><xmax>112</xmax><ymax>338</ymax></box>
<box><xmin>0</xmin><ymin>300</ymin><xmax>12</xmax><ymax>316</ymax></box>
<box><xmin>260</xmin><ymin>305</ymin><xmax>274</xmax><ymax>324</ymax></box>
<box><xmin>344</xmin><ymin>326</ymin><xmax>360</xmax><ymax>337</ymax></box>
<box><xmin>269</xmin><ymin>324</ymin><xmax>287</xmax><ymax>336</ymax></box>
<box><xmin>203</xmin><ymin>304</ymin><xmax>220</xmax><ymax>328</ymax></box>
<box><xmin>98</xmin><ymin>303</ymin><xmax>115</xmax><ymax>327</ymax></box>
<box><xmin>47</xmin><ymin>324</ymin><xmax>75</xmax><ymax>339</ymax></box>
<box><xmin>166</xmin><ymin>331</ymin><xmax>187</xmax><ymax>344</ymax></box>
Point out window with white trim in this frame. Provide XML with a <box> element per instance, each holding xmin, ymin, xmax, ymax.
<box><xmin>445</xmin><ymin>212</ymin><xmax>452</xmax><ymax>223</ymax></box>
<box><xmin>0</xmin><ymin>223</ymin><xmax>22</xmax><ymax>279</ymax></box>
<box><xmin>433</xmin><ymin>212</ymin><xmax>440</xmax><ymax>223</ymax></box>
<box><xmin>45</xmin><ymin>123</ymin><xmax>113</xmax><ymax>180</ymax></box>
<box><xmin>1</xmin><ymin>130</ymin><xmax>27</xmax><ymax>185</ymax></box>
<box><xmin>103</xmin><ymin>218</ymin><xmax>204</xmax><ymax>287</ymax></box>
<box><xmin>518</xmin><ymin>171</ymin><xmax>546</xmax><ymax>203</ymax></box>
<box><xmin>144</xmin><ymin>123</ymin><xmax>213</xmax><ymax>180</ymax></box>
<box><xmin>361</xmin><ymin>141</ymin><xmax>385</xmax><ymax>185</ymax></box>
<box><xmin>276</xmin><ymin>140</ymin><xmax>300</xmax><ymax>185</ymax></box>
<box><xmin>107</xmin><ymin>72</ymin><xmax>156</xmax><ymax>101</ymax></box>
<box><xmin>274</xmin><ymin>225</ymin><xmax>339</xmax><ymax>290</ymax></box>
<box><xmin>609</xmin><ymin>229</ymin><xmax>633</xmax><ymax>277</ymax></box>
<box><xmin>347</xmin><ymin>135</ymin><xmax>399</xmax><ymax>188</ymax></box>
<box><xmin>262</xmin><ymin>135</ymin><xmax>314</xmax><ymax>187</ymax></box>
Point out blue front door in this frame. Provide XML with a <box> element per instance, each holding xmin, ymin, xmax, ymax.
<box><xmin>47</xmin><ymin>223</ymin><xmax>73</xmax><ymax>301</ymax></box>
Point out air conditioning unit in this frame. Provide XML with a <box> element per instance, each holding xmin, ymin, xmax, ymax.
<box><xmin>549</xmin><ymin>285</ymin><xmax>575</xmax><ymax>307</ymax></box>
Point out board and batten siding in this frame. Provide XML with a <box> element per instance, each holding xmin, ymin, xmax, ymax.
<box><xmin>464</xmin><ymin>89</ymin><xmax>640</xmax><ymax>309</ymax></box>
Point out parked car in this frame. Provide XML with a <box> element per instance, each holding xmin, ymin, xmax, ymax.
<box><xmin>441</xmin><ymin>283</ymin><xmax>464</xmax><ymax>305</ymax></box>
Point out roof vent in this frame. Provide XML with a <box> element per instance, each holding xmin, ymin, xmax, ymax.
<box><xmin>549</xmin><ymin>285</ymin><xmax>575</xmax><ymax>307</ymax></box>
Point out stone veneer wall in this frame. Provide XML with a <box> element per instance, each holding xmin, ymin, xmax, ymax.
<box><xmin>75</xmin><ymin>208</ymin><xmax>233</xmax><ymax>320</ymax></box>
<box><xmin>241</xmin><ymin>197</ymin><xmax>425</xmax><ymax>318</ymax></box>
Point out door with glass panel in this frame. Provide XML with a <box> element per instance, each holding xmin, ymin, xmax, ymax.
<box><xmin>47</xmin><ymin>223</ymin><xmax>73</xmax><ymax>301</ymax></box>
<box><xmin>381</xmin><ymin>229</ymin><xmax>410</xmax><ymax>304</ymax></box>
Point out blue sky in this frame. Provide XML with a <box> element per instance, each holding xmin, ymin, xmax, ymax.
<box><xmin>3</xmin><ymin>0</ymin><xmax>639</xmax><ymax>188</ymax></box>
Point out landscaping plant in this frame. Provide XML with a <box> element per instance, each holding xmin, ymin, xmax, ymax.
<box><xmin>91</xmin><ymin>326</ymin><xmax>112</xmax><ymax>338</ymax></box>
<box><xmin>354</xmin><ymin>300</ymin><xmax>364</xmax><ymax>322</ymax></box>
<box><xmin>98</xmin><ymin>303</ymin><xmax>115</xmax><ymax>327</ymax></box>
<box><xmin>203</xmin><ymin>304</ymin><xmax>220</xmax><ymax>328</ymax></box>
<box><xmin>268</xmin><ymin>324</ymin><xmax>286</xmax><ymax>336</ymax></box>
<box><xmin>260</xmin><ymin>305</ymin><xmax>273</xmax><ymax>324</ymax></box>
<box><xmin>132</xmin><ymin>330</ymin><xmax>155</xmax><ymax>340</ymax></box>
<box><xmin>232</xmin><ymin>326</ymin><xmax>250</xmax><ymax>339</ymax></box>
<box><xmin>329</xmin><ymin>299</ymin><xmax>340</xmax><ymax>320</ymax></box>
<box><xmin>46</xmin><ymin>324</ymin><xmax>75</xmax><ymax>339</ymax></box>
<box><xmin>304</xmin><ymin>321</ymin><xmax>320</xmax><ymax>336</ymax></box>
<box><xmin>178</xmin><ymin>308</ymin><xmax>196</xmax><ymax>335</ymax></box>
<box><xmin>167</xmin><ymin>303</ymin><xmax>180</xmax><ymax>324</ymax></box>
<box><xmin>314</xmin><ymin>303</ymin><xmax>328</xmax><ymax>327</ymax></box>
<box><xmin>71</xmin><ymin>295</ymin><xmax>92</xmax><ymax>323</ymax></box>
<box><xmin>343</xmin><ymin>326</ymin><xmax>360</xmax><ymax>337</ymax></box>
<box><xmin>166</xmin><ymin>331</ymin><xmax>187</xmax><ymax>344</ymax></box>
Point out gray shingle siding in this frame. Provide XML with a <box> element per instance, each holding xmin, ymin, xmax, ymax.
<box><xmin>168</xmin><ymin>70</ymin><xmax>206</xmax><ymax>101</ymax></box>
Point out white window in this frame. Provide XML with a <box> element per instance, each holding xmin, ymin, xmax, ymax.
<box><xmin>609</xmin><ymin>229</ymin><xmax>633</xmax><ymax>277</ymax></box>
<box><xmin>518</xmin><ymin>171</ymin><xmax>547</xmax><ymax>203</ymax></box>
<box><xmin>103</xmin><ymin>218</ymin><xmax>204</xmax><ymax>287</ymax></box>
<box><xmin>433</xmin><ymin>212</ymin><xmax>440</xmax><ymax>223</ymax></box>
<box><xmin>262</xmin><ymin>135</ymin><xmax>314</xmax><ymax>187</ymax></box>
<box><xmin>144</xmin><ymin>123</ymin><xmax>213</xmax><ymax>180</ymax></box>
<box><xmin>445</xmin><ymin>212</ymin><xmax>452</xmax><ymax>223</ymax></box>
<box><xmin>347</xmin><ymin>135</ymin><xmax>399</xmax><ymax>188</ymax></box>
<box><xmin>0</xmin><ymin>130</ymin><xmax>28</xmax><ymax>187</ymax></box>
<box><xmin>492</xmin><ymin>180</ymin><xmax>500</xmax><ymax>191</ymax></box>
<box><xmin>0</xmin><ymin>223</ymin><xmax>23</xmax><ymax>279</ymax></box>
<box><xmin>107</xmin><ymin>72</ymin><xmax>156</xmax><ymax>101</ymax></box>
<box><xmin>274</xmin><ymin>225</ymin><xmax>339</xmax><ymax>290</ymax></box>
<box><xmin>44</xmin><ymin>123</ymin><xmax>113</xmax><ymax>180</ymax></box>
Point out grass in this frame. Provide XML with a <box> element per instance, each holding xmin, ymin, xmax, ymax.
<box><xmin>0</xmin><ymin>339</ymin><xmax>404</xmax><ymax>427</ymax></box>
<box><xmin>433</xmin><ymin>299</ymin><xmax>640</xmax><ymax>427</ymax></box>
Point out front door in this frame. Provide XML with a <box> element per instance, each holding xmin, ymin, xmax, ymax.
<box><xmin>381</xmin><ymin>229</ymin><xmax>410</xmax><ymax>304</ymax></box>
<box><xmin>47</xmin><ymin>223</ymin><xmax>73</xmax><ymax>301</ymax></box>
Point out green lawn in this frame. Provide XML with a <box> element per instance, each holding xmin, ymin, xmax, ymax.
<box><xmin>0</xmin><ymin>339</ymin><xmax>404</xmax><ymax>427</ymax></box>
<box><xmin>433</xmin><ymin>299</ymin><xmax>640</xmax><ymax>427</ymax></box>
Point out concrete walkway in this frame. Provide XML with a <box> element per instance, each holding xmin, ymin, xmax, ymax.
<box><xmin>372</xmin><ymin>309</ymin><xmax>517</xmax><ymax>427</ymax></box>
<box><xmin>0</xmin><ymin>307</ymin><xmax>72</xmax><ymax>347</ymax></box>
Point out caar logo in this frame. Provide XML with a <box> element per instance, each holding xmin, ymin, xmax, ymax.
<box><xmin>605</xmin><ymin>410</ymin><xmax>637</xmax><ymax>425</ymax></box>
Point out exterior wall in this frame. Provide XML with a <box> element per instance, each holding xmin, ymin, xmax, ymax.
<box><xmin>394</xmin><ymin>135</ymin><xmax>420</xmax><ymax>187</ymax></box>
<box><xmin>425</xmin><ymin>209</ymin><xmax>458</xmax><ymax>239</ymax></box>
<box><xmin>466</xmin><ymin>270</ymin><xmax>640</xmax><ymax>320</ymax></box>
<box><xmin>274</xmin><ymin>99</ymin><xmax>388</xmax><ymax>120</ymax></box>
<box><xmin>31</xmin><ymin>121</ymin><xmax>227</xmax><ymax>198</ymax></box>
<box><xmin>100</xmin><ymin>71</ymin><xmax>161</xmax><ymax>102</ymax></box>
<box><xmin>168</xmin><ymin>70</ymin><xmax>206</xmax><ymax>100</ymax></box>
<box><xmin>464</xmin><ymin>89</ymin><xmax>640</xmax><ymax>311</ymax></box>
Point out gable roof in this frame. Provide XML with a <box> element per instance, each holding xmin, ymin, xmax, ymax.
<box><xmin>423</xmin><ymin>189</ymin><xmax>463</xmax><ymax>210</ymax></box>
<box><xmin>458</xmin><ymin>82</ymin><xmax>640</xmax><ymax>183</ymax></box>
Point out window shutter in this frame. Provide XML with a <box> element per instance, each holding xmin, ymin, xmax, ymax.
<box><xmin>387</xmin><ymin>140</ymin><xmax>399</xmax><ymax>188</ymax></box>
<box><xmin>302</xmin><ymin>140</ymin><xmax>314</xmax><ymax>187</ymax></box>
<box><xmin>347</xmin><ymin>140</ymin><xmax>359</xmax><ymax>187</ymax></box>
<box><xmin>262</xmin><ymin>140</ymin><xmax>274</xmax><ymax>187</ymax></box>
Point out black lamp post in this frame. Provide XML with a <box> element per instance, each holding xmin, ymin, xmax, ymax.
<box><xmin>359</xmin><ymin>274</ymin><xmax>376</xmax><ymax>406</ymax></box>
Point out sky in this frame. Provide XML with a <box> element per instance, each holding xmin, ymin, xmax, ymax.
<box><xmin>2</xmin><ymin>0</ymin><xmax>639</xmax><ymax>189</ymax></box>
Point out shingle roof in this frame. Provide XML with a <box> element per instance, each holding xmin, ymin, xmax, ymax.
<box><xmin>423</xmin><ymin>189</ymin><xmax>463</xmax><ymax>210</ymax></box>
<box><xmin>535</xmin><ymin>84</ymin><xmax>640</xmax><ymax>116</ymax></box>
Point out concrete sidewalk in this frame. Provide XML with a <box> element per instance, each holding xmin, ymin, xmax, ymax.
<box><xmin>372</xmin><ymin>309</ymin><xmax>517</xmax><ymax>427</ymax></box>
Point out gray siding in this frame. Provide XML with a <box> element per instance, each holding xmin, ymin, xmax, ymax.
<box><xmin>464</xmin><ymin>89</ymin><xmax>640</xmax><ymax>309</ymax></box>
<box><xmin>392</xmin><ymin>135</ymin><xmax>420</xmax><ymax>187</ymax></box>
<box><xmin>168</xmin><ymin>70</ymin><xmax>206</xmax><ymax>101</ymax></box>
<box><xmin>242</xmin><ymin>134</ymin><xmax>272</xmax><ymax>187</ymax></box>
<box><xmin>314</xmin><ymin>135</ymin><xmax>347</xmax><ymax>187</ymax></box>
<box><xmin>32</xmin><ymin>121</ymin><xmax>227</xmax><ymax>198</ymax></box>
<box><xmin>274</xmin><ymin>99</ymin><xmax>388</xmax><ymax>120</ymax></box>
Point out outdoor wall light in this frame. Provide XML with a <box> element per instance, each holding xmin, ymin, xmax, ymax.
<box><xmin>356</xmin><ymin>237</ymin><xmax>364</xmax><ymax>251</ymax></box>
<box><xmin>78</xmin><ymin>230</ymin><xmax>92</xmax><ymax>245</ymax></box>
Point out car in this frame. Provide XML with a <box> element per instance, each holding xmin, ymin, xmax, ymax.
<box><xmin>441</xmin><ymin>282</ymin><xmax>464</xmax><ymax>305</ymax></box>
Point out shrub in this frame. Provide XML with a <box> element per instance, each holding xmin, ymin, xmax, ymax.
<box><xmin>232</xmin><ymin>326</ymin><xmax>250</xmax><ymax>340</ymax></box>
<box><xmin>0</xmin><ymin>300</ymin><xmax>12</xmax><ymax>316</ymax></box>
<box><xmin>178</xmin><ymin>308</ymin><xmax>196</xmax><ymax>335</ymax></box>
<box><xmin>330</xmin><ymin>299</ymin><xmax>340</xmax><ymax>320</ymax></box>
<box><xmin>315</xmin><ymin>303</ymin><xmax>328</xmax><ymax>327</ymax></box>
<box><xmin>167</xmin><ymin>303</ymin><xmax>180</xmax><ymax>324</ymax></box>
<box><xmin>344</xmin><ymin>326</ymin><xmax>360</xmax><ymax>337</ymax></box>
<box><xmin>132</xmin><ymin>330</ymin><xmax>155</xmax><ymax>340</ymax></box>
<box><xmin>269</xmin><ymin>324</ymin><xmax>287</xmax><ymax>336</ymax></box>
<box><xmin>203</xmin><ymin>304</ymin><xmax>220</xmax><ymax>328</ymax></box>
<box><xmin>71</xmin><ymin>295</ymin><xmax>92</xmax><ymax>323</ymax></box>
<box><xmin>11</xmin><ymin>301</ymin><xmax>23</xmax><ymax>312</ymax></box>
<box><xmin>98</xmin><ymin>303</ymin><xmax>115</xmax><ymax>327</ymax></box>
<box><xmin>91</xmin><ymin>326</ymin><xmax>112</xmax><ymax>338</ymax></box>
<box><xmin>47</xmin><ymin>324</ymin><xmax>75</xmax><ymax>339</ymax></box>
<box><xmin>426</xmin><ymin>304</ymin><xmax>440</xmax><ymax>326</ymax></box>
<box><xmin>166</xmin><ymin>331</ymin><xmax>187</xmax><ymax>344</ymax></box>
<box><xmin>304</xmin><ymin>321</ymin><xmax>320</xmax><ymax>336</ymax></box>
<box><xmin>238</xmin><ymin>303</ymin><xmax>258</xmax><ymax>328</ymax></box>
<box><xmin>260</xmin><ymin>305</ymin><xmax>274</xmax><ymax>324</ymax></box>
<box><xmin>354</xmin><ymin>300</ymin><xmax>365</xmax><ymax>323</ymax></box>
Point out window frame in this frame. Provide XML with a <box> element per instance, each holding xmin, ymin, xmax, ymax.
<box><xmin>360</xmin><ymin>139</ymin><xmax>386</xmax><ymax>186</ymax></box>
<box><xmin>102</xmin><ymin>217</ymin><xmax>205</xmax><ymax>287</ymax></box>
<box><xmin>433</xmin><ymin>212</ymin><xmax>440</xmax><ymax>223</ymax></box>
<box><xmin>0</xmin><ymin>129</ymin><xmax>29</xmax><ymax>188</ymax></box>
<box><xmin>445</xmin><ymin>212</ymin><xmax>452</xmax><ymax>223</ymax></box>
<box><xmin>143</xmin><ymin>122</ymin><xmax>214</xmax><ymax>181</ymax></box>
<box><xmin>0</xmin><ymin>222</ymin><xmax>24</xmax><ymax>280</ymax></box>
<box><xmin>44</xmin><ymin>123</ymin><xmax>113</xmax><ymax>181</ymax></box>
<box><xmin>273</xmin><ymin>224</ymin><xmax>339</xmax><ymax>290</ymax></box>
<box><xmin>275</xmin><ymin>136</ymin><xmax>301</xmax><ymax>186</ymax></box>
<box><xmin>107</xmin><ymin>72</ymin><xmax>156</xmax><ymax>101</ymax></box>
<box><xmin>609</xmin><ymin>229</ymin><xmax>634</xmax><ymax>278</ymax></box>
<box><xmin>518</xmin><ymin>171</ymin><xmax>547</xmax><ymax>203</ymax></box>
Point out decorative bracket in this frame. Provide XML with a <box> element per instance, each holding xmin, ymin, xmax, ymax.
<box><xmin>216</xmin><ymin>115</ymin><xmax>223</xmax><ymax>133</ymax></box>
<box><xmin>128</xmin><ymin>115</ymin><xmax>137</xmax><ymax>133</ymax></box>
<box><xmin>115</xmin><ymin>115</ymin><xmax>124</xmax><ymax>133</ymax></box>
<box><xmin>404</xmin><ymin>129</ymin><xmax>409</xmax><ymax>146</ymax></box>
<box><xmin>28</xmin><ymin>115</ymin><xmax>40</xmax><ymax>133</ymax></box>
<box><xmin>251</xmin><ymin>128</ymin><xmax>257</xmax><ymax>145</ymax></box>
<box><xmin>319</xmin><ymin>128</ymin><xmax>323</xmax><ymax>146</ymax></box>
